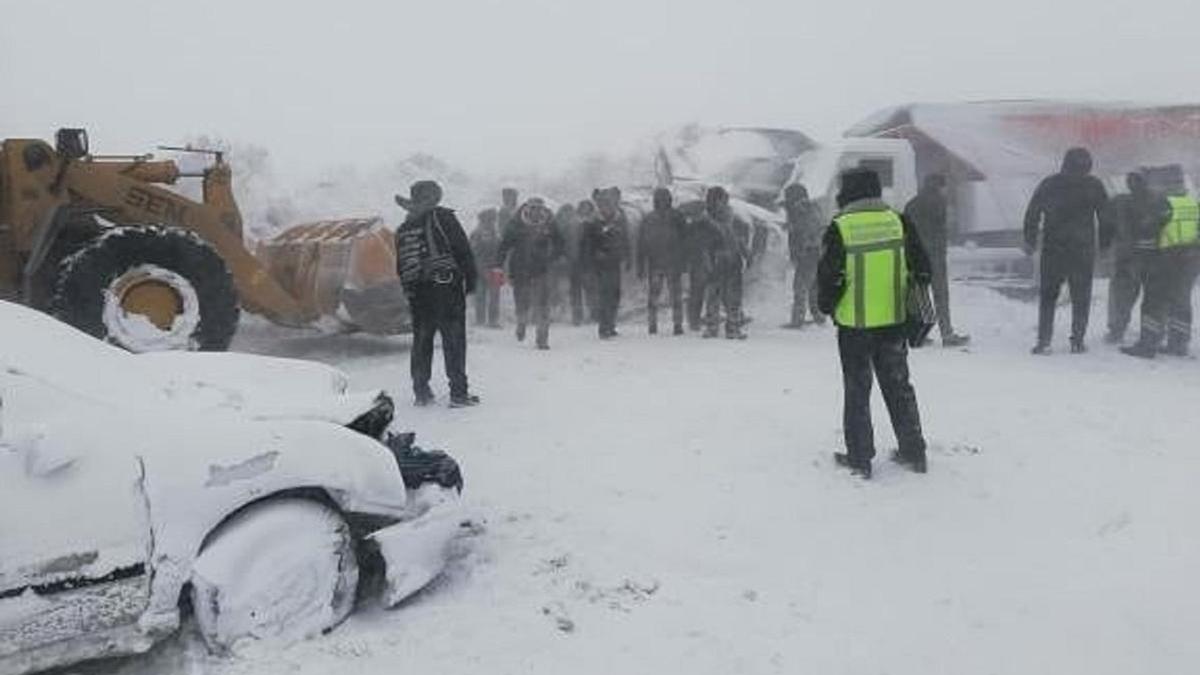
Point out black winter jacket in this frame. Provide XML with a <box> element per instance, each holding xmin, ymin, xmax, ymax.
<box><xmin>495</xmin><ymin>218</ymin><xmax>565</xmax><ymax>281</ymax></box>
<box><xmin>395</xmin><ymin>207</ymin><xmax>477</xmax><ymax>293</ymax></box>
<box><xmin>903</xmin><ymin>189</ymin><xmax>949</xmax><ymax>255</ymax></box>
<box><xmin>580</xmin><ymin>216</ymin><xmax>631</xmax><ymax>271</ymax></box>
<box><xmin>1023</xmin><ymin>154</ymin><xmax>1111</xmax><ymax>255</ymax></box>
<box><xmin>636</xmin><ymin>207</ymin><xmax>688</xmax><ymax>275</ymax></box>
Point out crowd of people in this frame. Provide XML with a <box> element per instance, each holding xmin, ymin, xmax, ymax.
<box><xmin>466</xmin><ymin>184</ymin><xmax>762</xmax><ymax>347</ymax></box>
<box><xmin>1023</xmin><ymin>147</ymin><xmax>1200</xmax><ymax>358</ymax></box>
<box><xmin>388</xmin><ymin>152</ymin><xmax>1198</xmax><ymax>478</ymax></box>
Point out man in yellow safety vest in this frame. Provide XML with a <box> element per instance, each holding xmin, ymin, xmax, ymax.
<box><xmin>1122</xmin><ymin>190</ymin><xmax>1200</xmax><ymax>358</ymax></box>
<box><xmin>817</xmin><ymin>169</ymin><xmax>934</xmax><ymax>479</ymax></box>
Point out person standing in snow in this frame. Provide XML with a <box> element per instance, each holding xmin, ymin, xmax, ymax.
<box><xmin>573</xmin><ymin>199</ymin><xmax>600</xmax><ymax>324</ymax></box>
<box><xmin>682</xmin><ymin>201</ymin><xmax>712</xmax><ymax>332</ymax></box>
<box><xmin>497</xmin><ymin>187</ymin><xmax>520</xmax><ymax>232</ymax></box>
<box><xmin>696</xmin><ymin>186</ymin><xmax>749</xmax><ymax>340</ymax></box>
<box><xmin>494</xmin><ymin>198</ymin><xmax>565</xmax><ymax>350</ymax></box>
<box><xmin>781</xmin><ymin>183</ymin><xmax>826</xmax><ymax>329</ymax></box>
<box><xmin>818</xmin><ymin>169</ymin><xmax>932</xmax><ymax>479</ymax></box>
<box><xmin>903</xmin><ymin>174</ymin><xmax>969</xmax><ymax>347</ymax></box>
<box><xmin>394</xmin><ymin>180</ymin><xmax>480</xmax><ymax>407</ymax></box>
<box><xmin>1104</xmin><ymin>172</ymin><xmax>1171</xmax><ymax>344</ymax></box>
<box><xmin>1023</xmin><ymin>147</ymin><xmax>1111</xmax><ymax>354</ymax></box>
<box><xmin>469</xmin><ymin>208</ymin><xmax>503</xmax><ymax>328</ymax></box>
<box><xmin>637</xmin><ymin>188</ymin><xmax>688</xmax><ymax>335</ymax></box>
<box><xmin>1121</xmin><ymin>186</ymin><xmax>1200</xmax><ymax>358</ymax></box>
<box><xmin>580</xmin><ymin>188</ymin><xmax>631</xmax><ymax>339</ymax></box>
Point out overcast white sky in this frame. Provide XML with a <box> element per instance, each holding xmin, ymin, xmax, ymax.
<box><xmin>2</xmin><ymin>0</ymin><xmax>1198</xmax><ymax>181</ymax></box>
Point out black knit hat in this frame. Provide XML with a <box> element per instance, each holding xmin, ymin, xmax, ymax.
<box><xmin>836</xmin><ymin>169</ymin><xmax>882</xmax><ymax>208</ymax></box>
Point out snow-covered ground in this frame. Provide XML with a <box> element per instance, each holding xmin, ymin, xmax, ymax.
<box><xmin>76</xmin><ymin>280</ymin><xmax>1200</xmax><ymax>675</ymax></box>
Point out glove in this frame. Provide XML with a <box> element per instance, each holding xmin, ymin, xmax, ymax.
<box><xmin>488</xmin><ymin>267</ymin><xmax>507</xmax><ymax>287</ymax></box>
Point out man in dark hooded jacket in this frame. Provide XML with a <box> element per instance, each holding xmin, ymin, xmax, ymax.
<box><xmin>580</xmin><ymin>189</ymin><xmax>631</xmax><ymax>338</ymax></box>
<box><xmin>781</xmin><ymin>183</ymin><xmax>825</xmax><ymax>328</ymax></box>
<box><xmin>494</xmin><ymin>198</ymin><xmax>565</xmax><ymax>349</ymax></box>
<box><xmin>1122</xmin><ymin>184</ymin><xmax>1200</xmax><ymax>358</ymax></box>
<box><xmin>817</xmin><ymin>169</ymin><xmax>933</xmax><ymax>479</ymax></box>
<box><xmin>637</xmin><ymin>188</ymin><xmax>688</xmax><ymax>335</ymax></box>
<box><xmin>1104</xmin><ymin>172</ymin><xmax>1171</xmax><ymax>344</ymax></box>
<box><xmin>572</xmin><ymin>200</ymin><xmax>599</xmax><ymax>323</ymax></box>
<box><xmin>470</xmin><ymin>208</ymin><xmax>502</xmax><ymax>327</ymax></box>
<box><xmin>904</xmin><ymin>174</ymin><xmax>969</xmax><ymax>347</ymax></box>
<box><xmin>695</xmin><ymin>186</ymin><xmax>749</xmax><ymax>340</ymax></box>
<box><xmin>1024</xmin><ymin>147</ymin><xmax>1111</xmax><ymax>354</ymax></box>
<box><xmin>394</xmin><ymin>180</ymin><xmax>479</xmax><ymax>407</ymax></box>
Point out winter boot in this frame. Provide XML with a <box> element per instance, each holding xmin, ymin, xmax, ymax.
<box><xmin>1031</xmin><ymin>342</ymin><xmax>1051</xmax><ymax>355</ymax></box>
<box><xmin>833</xmin><ymin>453</ymin><xmax>872</xmax><ymax>479</ymax></box>
<box><xmin>782</xmin><ymin>304</ymin><xmax>804</xmax><ymax>329</ymax></box>
<box><xmin>725</xmin><ymin>324</ymin><xmax>747</xmax><ymax>340</ymax></box>
<box><xmin>648</xmin><ymin>318</ymin><xmax>658</xmax><ymax>335</ymax></box>
<box><xmin>516</xmin><ymin>323</ymin><xmax>527</xmax><ymax>342</ymax></box>
<box><xmin>1163</xmin><ymin>342</ymin><xmax>1191</xmax><ymax>357</ymax></box>
<box><xmin>1103</xmin><ymin>330</ymin><xmax>1124</xmax><ymax>345</ymax></box>
<box><xmin>536</xmin><ymin>326</ymin><xmax>550</xmax><ymax>350</ymax></box>
<box><xmin>942</xmin><ymin>333</ymin><xmax>971</xmax><ymax>348</ymax></box>
<box><xmin>890</xmin><ymin>450</ymin><xmax>927</xmax><ymax>474</ymax></box>
<box><xmin>414</xmin><ymin>387</ymin><xmax>435</xmax><ymax>407</ymax></box>
<box><xmin>449</xmin><ymin>393</ymin><xmax>481</xmax><ymax>408</ymax></box>
<box><xmin>1070</xmin><ymin>339</ymin><xmax>1087</xmax><ymax>354</ymax></box>
<box><xmin>702</xmin><ymin>324</ymin><xmax>719</xmax><ymax>339</ymax></box>
<box><xmin>1121</xmin><ymin>342</ymin><xmax>1158</xmax><ymax>359</ymax></box>
<box><xmin>673</xmin><ymin>323</ymin><xmax>685</xmax><ymax>336</ymax></box>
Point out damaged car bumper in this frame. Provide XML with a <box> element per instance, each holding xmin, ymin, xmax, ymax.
<box><xmin>367</xmin><ymin>485</ymin><xmax>463</xmax><ymax>607</ymax></box>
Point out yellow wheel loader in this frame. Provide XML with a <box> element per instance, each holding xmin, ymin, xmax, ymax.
<box><xmin>0</xmin><ymin>129</ymin><xmax>408</xmax><ymax>351</ymax></box>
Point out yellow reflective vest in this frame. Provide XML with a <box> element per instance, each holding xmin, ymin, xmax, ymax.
<box><xmin>1161</xmin><ymin>195</ymin><xmax>1200</xmax><ymax>249</ymax></box>
<box><xmin>834</xmin><ymin>209</ymin><xmax>909</xmax><ymax>328</ymax></box>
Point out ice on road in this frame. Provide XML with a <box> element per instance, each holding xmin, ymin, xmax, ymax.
<box><xmin>116</xmin><ymin>281</ymin><xmax>1200</xmax><ymax>675</ymax></box>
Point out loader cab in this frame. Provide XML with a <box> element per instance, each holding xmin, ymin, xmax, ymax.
<box><xmin>55</xmin><ymin>128</ymin><xmax>89</xmax><ymax>160</ymax></box>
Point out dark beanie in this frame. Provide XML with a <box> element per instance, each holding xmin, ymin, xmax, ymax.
<box><xmin>411</xmin><ymin>180</ymin><xmax>443</xmax><ymax>205</ymax></box>
<box><xmin>836</xmin><ymin>169</ymin><xmax>882</xmax><ymax>208</ymax></box>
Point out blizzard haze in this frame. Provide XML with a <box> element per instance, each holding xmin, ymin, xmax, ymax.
<box><xmin>2</xmin><ymin>0</ymin><xmax>1199</xmax><ymax>181</ymax></box>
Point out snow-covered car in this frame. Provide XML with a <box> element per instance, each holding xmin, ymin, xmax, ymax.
<box><xmin>0</xmin><ymin>301</ymin><xmax>463</xmax><ymax>675</ymax></box>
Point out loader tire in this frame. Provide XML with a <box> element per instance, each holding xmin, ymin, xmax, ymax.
<box><xmin>52</xmin><ymin>227</ymin><xmax>240</xmax><ymax>352</ymax></box>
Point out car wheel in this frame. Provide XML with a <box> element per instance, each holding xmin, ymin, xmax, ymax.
<box><xmin>190</xmin><ymin>498</ymin><xmax>359</xmax><ymax>653</ymax></box>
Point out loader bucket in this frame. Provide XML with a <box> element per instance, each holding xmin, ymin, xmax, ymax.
<box><xmin>255</xmin><ymin>217</ymin><xmax>410</xmax><ymax>334</ymax></box>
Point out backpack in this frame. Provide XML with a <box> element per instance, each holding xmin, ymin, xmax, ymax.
<box><xmin>396</xmin><ymin>210</ymin><xmax>460</xmax><ymax>285</ymax></box>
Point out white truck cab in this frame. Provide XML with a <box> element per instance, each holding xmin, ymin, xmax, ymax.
<box><xmin>783</xmin><ymin>138</ymin><xmax>918</xmax><ymax>216</ymax></box>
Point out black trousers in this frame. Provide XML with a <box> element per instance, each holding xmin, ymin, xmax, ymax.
<box><xmin>838</xmin><ymin>327</ymin><xmax>926</xmax><ymax>463</ymax></box>
<box><xmin>704</xmin><ymin>265</ymin><xmax>744</xmax><ymax>332</ymax></box>
<box><xmin>568</xmin><ymin>266</ymin><xmax>595</xmax><ymax>325</ymax></box>
<box><xmin>1107</xmin><ymin>253</ymin><xmax>1147</xmax><ymax>339</ymax></box>
<box><xmin>929</xmin><ymin>247</ymin><xmax>954</xmax><ymax>337</ymax></box>
<box><xmin>791</xmin><ymin>249</ymin><xmax>823</xmax><ymax>325</ymax></box>
<box><xmin>513</xmin><ymin>274</ymin><xmax>553</xmax><ymax>346</ymax></box>
<box><xmin>1038</xmin><ymin>251</ymin><xmax>1094</xmax><ymax>346</ymax></box>
<box><xmin>687</xmin><ymin>264</ymin><xmax>708</xmax><ymax>330</ymax></box>
<box><xmin>474</xmin><ymin>279</ymin><xmax>501</xmax><ymax>326</ymax></box>
<box><xmin>647</xmin><ymin>268</ymin><xmax>683</xmax><ymax>329</ymax></box>
<box><xmin>1137</xmin><ymin>249</ymin><xmax>1200</xmax><ymax>349</ymax></box>
<box><xmin>596</xmin><ymin>265</ymin><xmax>622</xmax><ymax>336</ymax></box>
<box><xmin>408</xmin><ymin>280</ymin><xmax>469</xmax><ymax>397</ymax></box>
